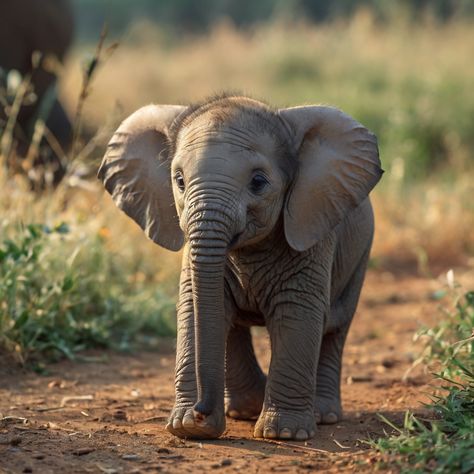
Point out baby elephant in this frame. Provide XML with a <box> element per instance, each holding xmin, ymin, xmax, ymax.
<box><xmin>98</xmin><ymin>95</ymin><xmax>382</xmax><ymax>440</ymax></box>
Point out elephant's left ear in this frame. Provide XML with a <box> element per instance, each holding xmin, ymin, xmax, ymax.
<box><xmin>279</xmin><ymin>106</ymin><xmax>383</xmax><ymax>252</ymax></box>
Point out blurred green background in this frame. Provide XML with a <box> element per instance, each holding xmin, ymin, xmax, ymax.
<box><xmin>72</xmin><ymin>0</ymin><xmax>474</xmax><ymax>39</ymax></box>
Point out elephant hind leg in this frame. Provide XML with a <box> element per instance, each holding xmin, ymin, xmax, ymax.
<box><xmin>315</xmin><ymin>249</ymin><xmax>370</xmax><ymax>424</ymax></box>
<box><xmin>225</xmin><ymin>324</ymin><xmax>266</xmax><ymax>420</ymax></box>
<box><xmin>314</xmin><ymin>326</ymin><xmax>348</xmax><ymax>424</ymax></box>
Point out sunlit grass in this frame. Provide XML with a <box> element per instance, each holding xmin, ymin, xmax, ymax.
<box><xmin>63</xmin><ymin>14</ymin><xmax>474</xmax><ymax>177</ymax></box>
<box><xmin>372</xmin><ymin>175</ymin><xmax>474</xmax><ymax>271</ymax></box>
<box><xmin>0</xmin><ymin>170</ymin><xmax>180</xmax><ymax>365</ymax></box>
<box><xmin>1</xmin><ymin>15</ymin><xmax>473</xmax><ymax>363</ymax></box>
<box><xmin>61</xmin><ymin>16</ymin><xmax>474</xmax><ymax>270</ymax></box>
<box><xmin>371</xmin><ymin>288</ymin><xmax>474</xmax><ymax>473</ymax></box>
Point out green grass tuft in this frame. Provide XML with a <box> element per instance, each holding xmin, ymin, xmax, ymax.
<box><xmin>371</xmin><ymin>289</ymin><xmax>474</xmax><ymax>473</ymax></box>
<box><xmin>0</xmin><ymin>222</ymin><xmax>176</xmax><ymax>366</ymax></box>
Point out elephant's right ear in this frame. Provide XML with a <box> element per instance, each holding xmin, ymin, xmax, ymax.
<box><xmin>98</xmin><ymin>104</ymin><xmax>187</xmax><ymax>251</ymax></box>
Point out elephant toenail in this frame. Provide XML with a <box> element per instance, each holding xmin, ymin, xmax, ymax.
<box><xmin>310</xmin><ymin>430</ymin><xmax>316</xmax><ymax>437</ymax></box>
<box><xmin>228</xmin><ymin>410</ymin><xmax>239</xmax><ymax>418</ymax></box>
<box><xmin>325</xmin><ymin>412</ymin><xmax>338</xmax><ymax>424</ymax></box>
<box><xmin>182</xmin><ymin>416</ymin><xmax>195</xmax><ymax>428</ymax></box>
<box><xmin>172</xmin><ymin>418</ymin><xmax>182</xmax><ymax>429</ymax></box>
<box><xmin>295</xmin><ymin>429</ymin><xmax>309</xmax><ymax>441</ymax></box>
<box><xmin>264</xmin><ymin>428</ymin><xmax>277</xmax><ymax>438</ymax></box>
<box><xmin>279</xmin><ymin>428</ymin><xmax>292</xmax><ymax>439</ymax></box>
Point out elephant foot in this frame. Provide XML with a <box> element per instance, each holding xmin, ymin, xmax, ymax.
<box><xmin>225</xmin><ymin>377</ymin><xmax>266</xmax><ymax>420</ymax></box>
<box><xmin>166</xmin><ymin>405</ymin><xmax>225</xmax><ymax>439</ymax></box>
<box><xmin>254</xmin><ymin>407</ymin><xmax>316</xmax><ymax>441</ymax></box>
<box><xmin>314</xmin><ymin>396</ymin><xmax>342</xmax><ymax>424</ymax></box>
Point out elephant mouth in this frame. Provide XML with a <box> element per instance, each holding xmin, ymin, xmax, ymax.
<box><xmin>228</xmin><ymin>232</ymin><xmax>243</xmax><ymax>250</ymax></box>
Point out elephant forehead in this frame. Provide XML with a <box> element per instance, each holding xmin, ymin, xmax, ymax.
<box><xmin>175</xmin><ymin>111</ymin><xmax>279</xmax><ymax>156</ymax></box>
<box><xmin>174</xmin><ymin>130</ymin><xmax>277</xmax><ymax>176</ymax></box>
<box><xmin>175</xmin><ymin>141</ymin><xmax>270</xmax><ymax>180</ymax></box>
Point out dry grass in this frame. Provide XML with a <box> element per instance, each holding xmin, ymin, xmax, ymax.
<box><xmin>0</xmin><ymin>168</ymin><xmax>181</xmax><ymax>288</ymax></box>
<box><xmin>373</xmin><ymin>177</ymin><xmax>474</xmax><ymax>272</ymax></box>
<box><xmin>1</xmin><ymin>14</ymin><xmax>473</xmax><ymax>365</ymax></box>
<box><xmin>4</xmin><ymin>15</ymin><xmax>474</xmax><ymax>275</ymax></box>
<box><xmin>62</xmin><ymin>14</ymin><xmax>474</xmax><ymax>131</ymax></box>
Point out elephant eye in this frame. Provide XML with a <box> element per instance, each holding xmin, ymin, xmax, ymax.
<box><xmin>174</xmin><ymin>170</ymin><xmax>185</xmax><ymax>192</ymax></box>
<box><xmin>249</xmin><ymin>173</ymin><xmax>269</xmax><ymax>194</ymax></box>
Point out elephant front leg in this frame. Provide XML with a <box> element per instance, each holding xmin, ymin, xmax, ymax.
<box><xmin>254</xmin><ymin>301</ymin><xmax>324</xmax><ymax>441</ymax></box>
<box><xmin>166</xmin><ymin>267</ymin><xmax>226</xmax><ymax>439</ymax></box>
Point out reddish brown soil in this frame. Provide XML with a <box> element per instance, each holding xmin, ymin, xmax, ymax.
<box><xmin>1</xmin><ymin>269</ymin><xmax>473</xmax><ymax>473</ymax></box>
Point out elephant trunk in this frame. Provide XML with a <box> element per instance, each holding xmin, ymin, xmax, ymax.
<box><xmin>187</xmin><ymin>205</ymin><xmax>234</xmax><ymax>418</ymax></box>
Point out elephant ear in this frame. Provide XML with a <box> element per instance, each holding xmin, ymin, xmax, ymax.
<box><xmin>98</xmin><ymin>104</ymin><xmax>187</xmax><ymax>251</ymax></box>
<box><xmin>279</xmin><ymin>106</ymin><xmax>383</xmax><ymax>252</ymax></box>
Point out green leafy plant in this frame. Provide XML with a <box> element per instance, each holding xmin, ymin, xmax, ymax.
<box><xmin>0</xmin><ymin>223</ymin><xmax>176</xmax><ymax>365</ymax></box>
<box><xmin>413</xmin><ymin>284</ymin><xmax>474</xmax><ymax>378</ymax></box>
<box><xmin>371</xmin><ymin>285</ymin><xmax>474</xmax><ymax>473</ymax></box>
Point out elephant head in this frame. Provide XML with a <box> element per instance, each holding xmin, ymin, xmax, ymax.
<box><xmin>98</xmin><ymin>95</ymin><xmax>382</xmax><ymax>419</ymax></box>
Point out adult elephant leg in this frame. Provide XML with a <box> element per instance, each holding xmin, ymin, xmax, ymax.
<box><xmin>225</xmin><ymin>324</ymin><xmax>266</xmax><ymax>420</ymax></box>
<box><xmin>166</xmin><ymin>263</ymin><xmax>199</xmax><ymax>437</ymax></box>
<box><xmin>315</xmin><ymin>248</ymin><xmax>370</xmax><ymax>425</ymax></box>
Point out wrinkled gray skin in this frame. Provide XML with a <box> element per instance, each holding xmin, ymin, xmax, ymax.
<box><xmin>98</xmin><ymin>95</ymin><xmax>383</xmax><ymax>441</ymax></box>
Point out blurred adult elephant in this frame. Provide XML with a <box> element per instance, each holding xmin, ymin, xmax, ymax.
<box><xmin>99</xmin><ymin>95</ymin><xmax>383</xmax><ymax>440</ymax></box>
<box><xmin>0</xmin><ymin>0</ymin><xmax>74</xmax><ymax>186</ymax></box>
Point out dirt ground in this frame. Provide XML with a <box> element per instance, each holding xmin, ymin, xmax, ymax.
<box><xmin>1</xmin><ymin>268</ymin><xmax>473</xmax><ymax>474</ymax></box>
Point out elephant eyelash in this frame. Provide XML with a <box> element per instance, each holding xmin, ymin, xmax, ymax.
<box><xmin>174</xmin><ymin>170</ymin><xmax>186</xmax><ymax>192</ymax></box>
